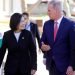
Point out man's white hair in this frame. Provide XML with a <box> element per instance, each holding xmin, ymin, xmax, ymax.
<box><xmin>48</xmin><ymin>0</ymin><xmax>63</xmax><ymax>12</ymax></box>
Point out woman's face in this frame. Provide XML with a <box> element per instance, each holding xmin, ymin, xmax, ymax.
<box><xmin>17</xmin><ymin>16</ymin><xmax>25</xmax><ymax>31</ymax></box>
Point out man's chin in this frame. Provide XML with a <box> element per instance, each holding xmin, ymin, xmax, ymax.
<box><xmin>50</xmin><ymin>18</ymin><xmax>54</xmax><ymax>20</ymax></box>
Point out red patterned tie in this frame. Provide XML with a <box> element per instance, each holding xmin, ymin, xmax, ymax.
<box><xmin>54</xmin><ymin>21</ymin><xmax>58</xmax><ymax>41</ymax></box>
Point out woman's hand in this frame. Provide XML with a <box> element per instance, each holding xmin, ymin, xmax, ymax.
<box><xmin>31</xmin><ymin>69</ymin><xmax>36</xmax><ymax>75</ymax></box>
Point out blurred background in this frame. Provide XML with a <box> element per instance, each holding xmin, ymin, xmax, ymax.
<box><xmin>0</xmin><ymin>0</ymin><xmax>75</xmax><ymax>75</ymax></box>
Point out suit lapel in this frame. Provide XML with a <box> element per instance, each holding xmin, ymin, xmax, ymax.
<box><xmin>47</xmin><ymin>20</ymin><xmax>54</xmax><ymax>45</ymax></box>
<box><xmin>50</xmin><ymin>20</ymin><xmax>54</xmax><ymax>43</ymax></box>
<box><xmin>11</xmin><ymin>30</ymin><xmax>23</xmax><ymax>44</ymax></box>
<box><xmin>30</xmin><ymin>23</ymin><xmax>33</xmax><ymax>32</ymax></box>
<box><xmin>18</xmin><ymin>30</ymin><xmax>24</xmax><ymax>43</ymax></box>
<box><xmin>11</xmin><ymin>30</ymin><xmax>18</xmax><ymax>44</ymax></box>
<box><xmin>54</xmin><ymin>17</ymin><xmax>65</xmax><ymax>42</ymax></box>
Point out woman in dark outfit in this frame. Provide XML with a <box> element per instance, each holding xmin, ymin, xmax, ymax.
<box><xmin>0</xmin><ymin>13</ymin><xmax>37</xmax><ymax>75</ymax></box>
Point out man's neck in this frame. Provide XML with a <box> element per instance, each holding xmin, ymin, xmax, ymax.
<box><xmin>55</xmin><ymin>15</ymin><xmax>63</xmax><ymax>21</ymax></box>
<box><xmin>54</xmin><ymin>12</ymin><xmax>63</xmax><ymax>21</ymax></box>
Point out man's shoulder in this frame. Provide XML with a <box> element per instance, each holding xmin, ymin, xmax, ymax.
<box><xmin>30</xmin><ymin>22</ymin><xmax>37</xmax><ymax>26</ymax></box>
<box><xmin>62</xmin><ymin>17</ymin><xmax>75</xmax><ymax>30</ymax></box>
<box><xmin>63</xmin><ymin>17</ymin><xmax>75</xmax><ymax>24</ymax></box>
<box><xmin>44</xmin><ymin>20</ymin><xmax>53</xmax><ymax>28</ymax></box>
<box><xmin>44</xmin><ymin>20</ymin><xmax>53</xmax><ymax>24</ymax></box>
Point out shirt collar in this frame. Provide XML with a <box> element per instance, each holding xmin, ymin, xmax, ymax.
<box><xmin>54</xmin><ymin>16</ymin><xmax>63</xmax><ymax>27</ymax></box>
<box><xmin>26</xmin><ymin>21</ymin><xmax>30</xmax><ymax>26</ymax></box>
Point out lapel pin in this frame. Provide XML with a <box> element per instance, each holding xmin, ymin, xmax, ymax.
<box><xmin>22</xmin><ymin>37</ymin><xmax>24</xmax><ymax>39</ymax></box>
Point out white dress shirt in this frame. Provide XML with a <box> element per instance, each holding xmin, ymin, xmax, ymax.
<box><xmin>54</xmin><ymin>16</ymin><xmax>64</xmax><ymax>28</ymax></box>
<box><xmin>25</xmin><ymin>21</ymin><xmax>31</xmax><ymax>31</ymax></box>
<box><xmin>14</xmin><ymin>32</ymin><xmax>21</xmax><ymax>42</ymax></box>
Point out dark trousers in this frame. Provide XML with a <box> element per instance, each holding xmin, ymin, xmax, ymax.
<box><xmin>49</xmin><ymin>60</ymin><xmax>66</xmax><ymax>75</ymax></box>
<box><xmin>5</xmin><ymin>69</ymin><xmax>31</xmax><ymax>75</ymax></box>
<box><xmin>5</xmin><ymin>72</ymin><xmax>31</xmax><ymax>75</ymax></box>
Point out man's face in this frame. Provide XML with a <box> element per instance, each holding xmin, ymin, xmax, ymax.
<box><xmin>23</xmin><ymin>15</ymin><xmax>29</xmax><ymax>25</ymax></box>
<box><xmin>47</xmin><ymin>4</ymin><xmax>56</xmax><ymax>20</ymax></box>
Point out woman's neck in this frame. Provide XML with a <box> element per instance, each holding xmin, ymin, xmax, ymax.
<box><xmin>14</xmin><ymin>30</ymin><xmax>21</xmax><ymax>33</ymax></box>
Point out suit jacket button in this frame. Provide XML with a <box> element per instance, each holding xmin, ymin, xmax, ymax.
<box><xmin>52</xmin><ymin>56</ymin><xmax>55</xmax><ymax>60</ymax></box>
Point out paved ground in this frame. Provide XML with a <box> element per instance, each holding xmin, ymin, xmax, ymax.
<box><xmin>36</xmin><ymin>51</ymin><xmax>49</xmax><ymax>75</ymax></box>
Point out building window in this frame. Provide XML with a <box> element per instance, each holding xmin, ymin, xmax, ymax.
<box><xmin>3</xmin><ymin>0</ymin><xmax>5</xmax><ymax>11</ymax></box>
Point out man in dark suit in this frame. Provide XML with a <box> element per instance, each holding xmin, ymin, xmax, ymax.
<box><xmin>40</xmin><ymin>1</ymin><xmax>75</xmax><ymax>75</ymax></box>
<box><xmin>22</xmin><ymin>12</ymin><xmax>40</xmax><ymax>50</ymax></box>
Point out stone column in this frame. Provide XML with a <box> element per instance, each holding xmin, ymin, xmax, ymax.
<box><xmin>21</xmin><ymin>0</ymin><xmax>27</xmax><ymax>13</ymax></box>
<box><xmin>63</xmin><ymin>0</ymin><xmax>71</xmax><ymax>17</ymax></box>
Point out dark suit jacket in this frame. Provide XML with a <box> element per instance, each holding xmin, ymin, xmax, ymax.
<box><xmin>41</xmin><ymin>17</ymin><xmax>75</xmax><ymax>72</ymax></box>
<box><xmin>0</xmin><ymin>30</ymin><xmax>37</xmax><ymax>74</ymax></box>
<box><xmin>30</xmin><ymin>22</ymin><xmax>40</xmax><ymax>48</ymax></box>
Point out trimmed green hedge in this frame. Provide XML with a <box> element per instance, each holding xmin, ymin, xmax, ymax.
<box><xmin>0</xmin><ymin>39</ymin><xmax>2</xmax><ymax>48</ymax></box>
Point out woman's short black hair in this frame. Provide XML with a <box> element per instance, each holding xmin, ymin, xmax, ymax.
<box><xmin>10</xmin><ymin>13</ymin><xmax>22</xmax><ymax>31</ymax></box>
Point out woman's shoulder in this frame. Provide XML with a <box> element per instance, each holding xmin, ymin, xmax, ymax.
<box><xmin>4</xmin><ymin>30</ymin><xmax>12</xmax><ymax>35</ymax></box>
<box><xmin>22</xmin><ymin>30</ymin><xmax>32</xmax><ymax>39</ymax></box>
<box><xmin>22</xmin><ymin>29</ymin><xmax>31</xmax><ymax>35</ymax></box>
<box><xmin>2</xmin><ymin>30</ymin><xmax>12</xmax><ymax>38</ymax></box>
